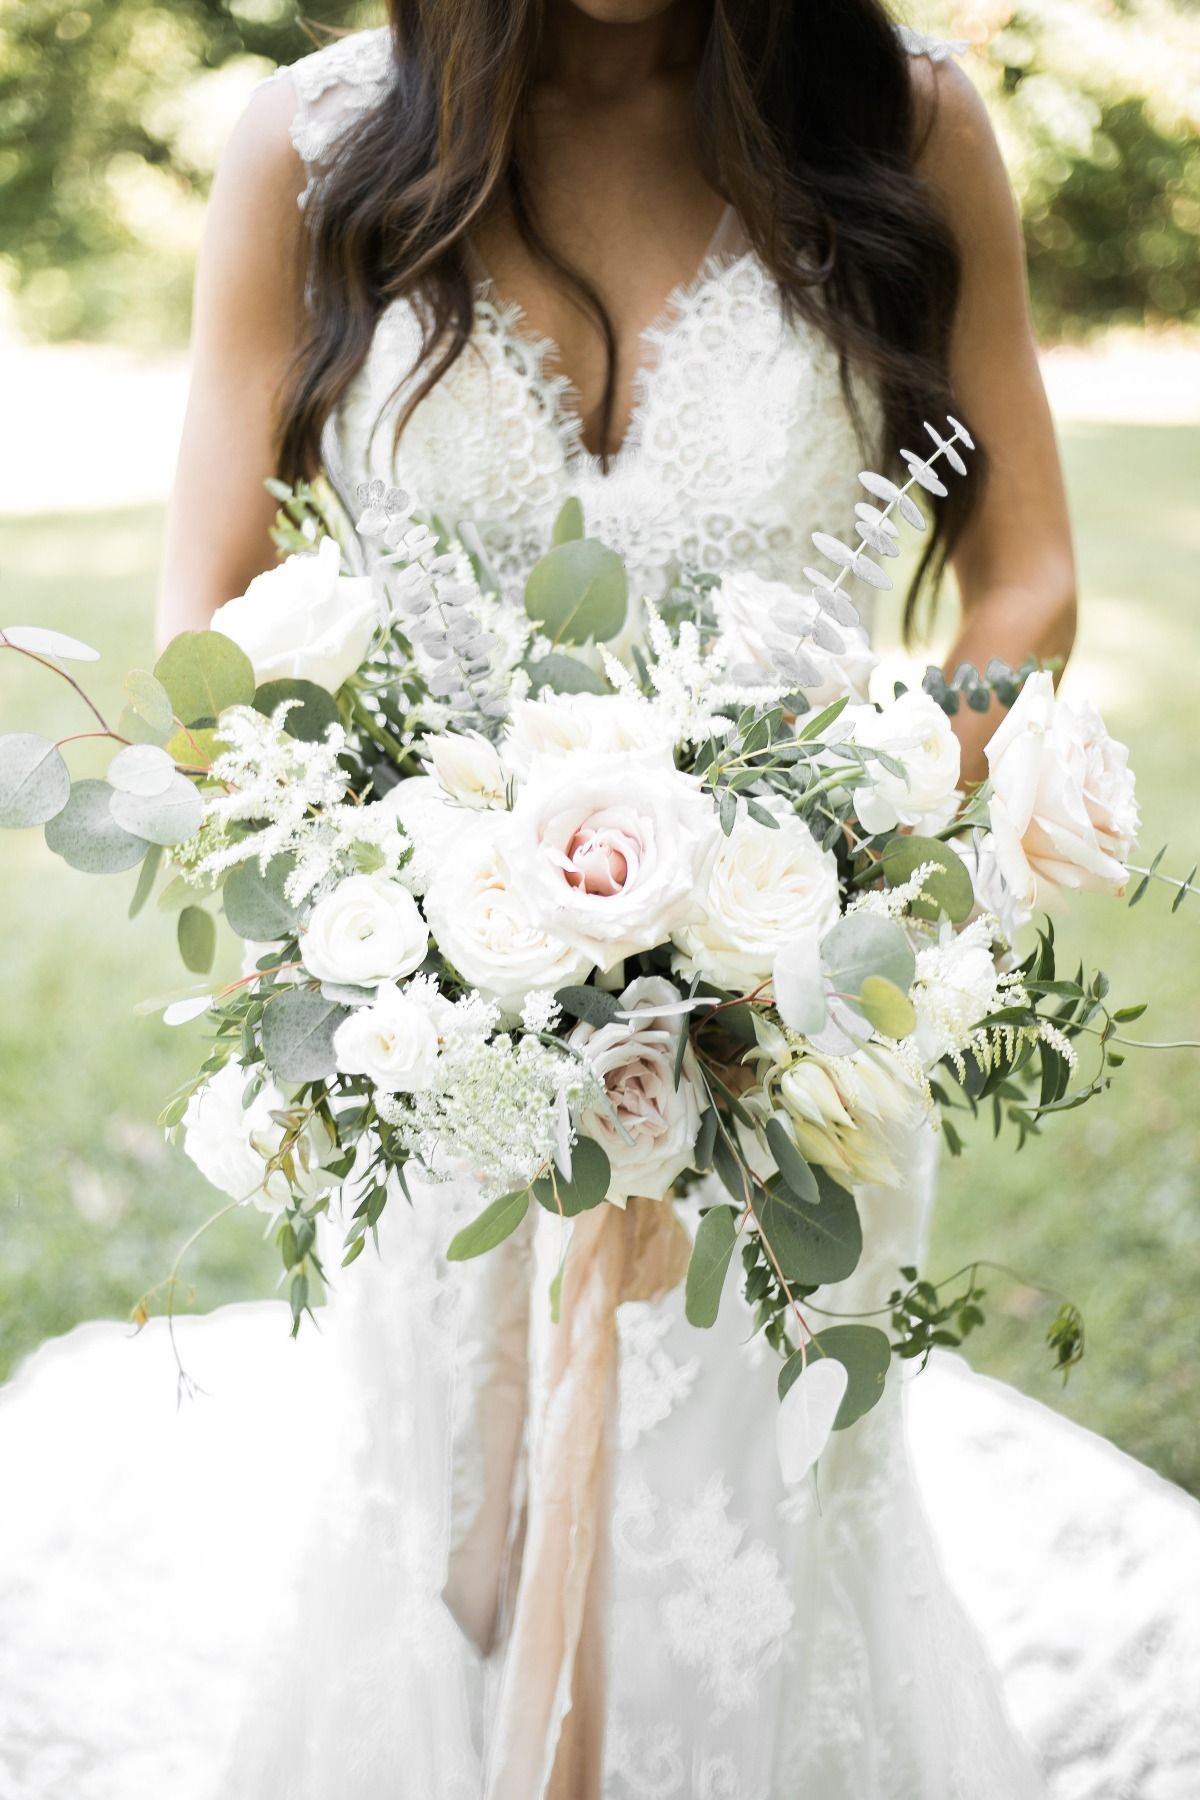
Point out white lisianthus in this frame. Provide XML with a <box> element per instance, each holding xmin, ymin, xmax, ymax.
<box><xmin>715</xmin><ymin>570</ymin><xmax>878</xmax><ymax>706</ymax></box>
<box><xmin>182</xmin><ymin>1059</ymin><xmax>333</xmax><ymax>1215</ymax></box>
<box><xmin>673</xmin><ymin>801</ymin><xmax>841</xmax><ymax>993</ymax></box>
<box><xmin>776</xmin><ymin>1043</ymin><xmax>923</xmax><ymax>1189</ymax></box>
<box><xmin>503</xmin><ymin>692</ymin><xmax>670</xmax><ymax>776</ymax></box>
<box><xmin>505</xmin><ymin>747</ymin><xmax>718</xmax><ymax>971</ymax></box>
<box><xmin>909</xmin><ymin>919</ymin><xmax>1007</xmax><ymax>1067</ymax></box>
<box><xmin>848</xmin><ymin>690</ymin><xmax>961</xmax><ymax>835</ymax></box>
<box><xmin>422</xmin><ymin>816</ymin><xmax>591</xmax><ymax>1017</ymax></box>
<box><xmin>423</xmin><ymin>731</ymin><xmax>508</xmax><ymax>809</ymax></box>
<box><xmin>211</xmin><ymin>536</ymin><xmax>379</xmax><ymax>693</ymax></box>
<box><xmin>985</xmin><ymin>671</ymin><xmax>1138</xmax><ymax>905</ymax></box>
<box><xmin>332</xmin><ymin>980</ymin><xmax>440</xmax><ymax>1092</ymax></box>
<box><xmin>300</xmin><ymin>873</ymin><xmax>428</xmax><ymax>988</ymax></box>
<box><xmin>569</xmin><ymin>975</ymin><xmax>703</xmax><ymax>1205</ymax></box>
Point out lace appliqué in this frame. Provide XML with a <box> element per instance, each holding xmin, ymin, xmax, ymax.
<box><xmin>285</xmin><ymin>27</ymin><xmax>392</xmax><ymax>209</ymax></box>
<box><xmin>617</xmin><ymin>1302</ymin><xmax>700</xmax><ymax>1451</ymax></box>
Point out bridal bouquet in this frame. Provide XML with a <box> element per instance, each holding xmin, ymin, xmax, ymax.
<box><xmin>0</xmin><ymin>417</ymin><xmax>1170</xmax><ymax>1476</ymax></box>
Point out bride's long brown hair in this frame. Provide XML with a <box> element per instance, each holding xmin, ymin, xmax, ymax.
<box><xmin>276</xmin><ymin>0</ymin><xmax>979</xmax><ymax>632</ymax></box>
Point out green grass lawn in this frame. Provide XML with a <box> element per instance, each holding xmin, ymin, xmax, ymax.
<box><xmin>1</xmin><ymin>422</ymin><xmax>1197</xmax><ymax>1491</ymax></box>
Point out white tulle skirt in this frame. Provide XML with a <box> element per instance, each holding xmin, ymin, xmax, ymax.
<box><xmin>2</xmin><ymin>1157</ymin><xmax>1199</xmax><ymax>1800</ymax></box>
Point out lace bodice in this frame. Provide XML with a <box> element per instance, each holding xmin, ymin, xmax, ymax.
<box><xmin>278</xmin><ymin>23</ymin><xmax>960</xmax><ymax>617</ymax></box>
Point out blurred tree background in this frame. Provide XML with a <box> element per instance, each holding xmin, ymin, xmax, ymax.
<box><xmin>1</xmin><ymin>0</ymin><xmax>1197</xmax><ymax>343</ymax></box>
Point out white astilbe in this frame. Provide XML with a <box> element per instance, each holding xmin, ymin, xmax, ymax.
<box><xmin>909</xmin><ymin>916</ymin><xmax>1015</xmax><ymax>1067</ymax></box>
<box><xmin>602</xmin><ymin>605</ymin><xmax>782</xmax><ymax>746</ymax></box>
<box><xmin>192</xmin><ymin>704</ymin><xmax>409</xmax><ymax>908</ymax></box>
<box><xmin>847</xmin><ymin>862</ymin><xmax>942</xmax><ymax>920</ymax></box>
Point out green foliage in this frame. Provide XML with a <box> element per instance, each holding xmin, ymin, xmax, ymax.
<box><xmin>779</xmin><ymin>1324</ymin><xmax>892</xmax><ymax>1430</ymax></box>
<box><xmin>43</xmin><ymin>777</ymin><xmax>147</xmax><ymax>872</ymax></box>
<box><xmin>533</xmin><ymin>1139</ymin><xmax>611</xmax><ymax>1216</ymax></box>
<box><xmin>524</xmin><ymin>537</ymin><xmax>628</xmax><ymax>647</ymax></box>
<box><xmin>880</xmin><ymin>835</ymin><xmax>974</xmax><ymax>924</ymax></box>
<box><xmin>259</xmin><ymin>987</ymin><xmax>347</xmax><ymax>1082</ymax></box>
<box><xmin>253</xmin><ymin>678</ymin><xmax>340</xmax><ymax>743</ymax></box>
<box><xmin>0</xmin><ymin>732</ymin><xmax>71</xmax><ymax>827</ymax></box>
<box><xmin>685</xmin><ymin>1203</ymin><xmax>738</xmax><ymax>1327</ymax></box>
<box><xmin>447</xmin><ymin>1187</ymin><xmax>531</xmax><ymax>1261</ymax></box>
<box><xmin>222</xmin><ymin>853</ymin><xmax>300</xmax><ymax>940</ymax></box>
<box><xmin>154</xmin><ymin>630</ymin><xmax>255</xmax><ymax>726</ymax></box>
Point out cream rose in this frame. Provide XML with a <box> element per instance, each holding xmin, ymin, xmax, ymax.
<box><xmin>985</xmin><ymin>671</ymin><xmax>1138</xmax><ymax>905</ymax></box>
<box><xmin>569</xmin><ymin>975</ymin><xmax>703</xmax><ymax>1205</ymax></box>
<box><xmin>715</xmin><ymin>570</ymin><xmax>878</xmax><ymax>706</ymax></box>
<box><xmin>211</xmin><ymin>536</ymin><xmax>379</xmax><ymax>693</ymax></box>
<box><xmin>848</xmin><ymin>690</ymin><xmax>961</xmax><ymax>835</ymax></box>
<box><xmin>502</xmin><ymin>692</ymin><xmax>671</xmax><ymax>776</ymax></box>
<box><xmin>505</xmin><ymin>747</ymin><xmax>718</xmax><ymax>971</ymax></box>
<box><xmin>673</xmin><ymin>801</ymin><xmax>841</xmax><ymax>993</ymax></box>
<box><xmin>332</xmin><ymin>981</ymin><xmax>440</xmax><ymax>1092</ymax></box>
<box><xmin>422</xmin><ymin>816</ymin><xmax>591</xmax><ymax>1017</ymax></box>
<box><xmin>300</xmin><ymin>873</ymin><xmax>428</xmax><ymax>988</ymax></box>
<box><xmin>182</xmin><ymin>1059</ymin><xmax>333</xmax><ymax>1215</ymax></box>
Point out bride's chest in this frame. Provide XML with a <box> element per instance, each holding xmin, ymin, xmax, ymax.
<box><xmin>326</xmin><ymin>254</ymin><xmax>876</xmax><ymax>598</ymax></box>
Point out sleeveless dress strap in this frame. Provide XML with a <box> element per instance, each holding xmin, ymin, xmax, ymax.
<box><xmin>272</xmin><ymin>27</ymin><xmax>394</xmax><ymax>210</ymax></box>
<box><xmin>894</xmin><ymin>22</ymin><xmax>970</xmax><ymax>61</ymax></box>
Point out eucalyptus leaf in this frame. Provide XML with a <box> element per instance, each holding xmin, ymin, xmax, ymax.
<box><xmin>447</xmin><ymin>1187</ymin><xmax>531</xmax><ymax>1261</ymax></box>
<box><xmin>779</xmin><ymin>1323</ymin><xmax>892</xmax><ymax>1430</ymax></box>
<box><xmin>164</xmin><ymin>727</ymin><xmax>223</xmax><ymax>770</ymax></box>
<box><xmin>821</xmin><ymin>913</ymin><xmax>915</xmax><ymax>1006</ymax></box>
<box><xmin>756</xmin><ymin>1172</ymin><xmax>862</xmax><ymax>1286</ymax></box>
<box><xmin>260</xmin><ymin>987</ymin><xmax>348</xmax><ymax>1082</ymax></box>
<box><xmin>551</xmin><ymin>496</ymin><xmax>585</xmax><ymax>544</ymax></box>
<box><xmin>44</xmin><ymin>779</ymin><xmax>147</xmax><ymax>873</ymax></box>
<box><xmin>109</xmin><ymin>772</ymin><xmax>204</xmax><ymax>846</ymax></box>
<box><xmin>533</xmin><ymin>1137</ymin><xmax>611</xmax><ymax>1216</ymax></box>
<box><xmin>107</xmin><ymin>743</ymin><xmax>176</xmax><ymax>797</ymax></box>
<box><xmin>254</xmin><ymin>678</ymin><xmax>340</xmax><ymax>744</ymax></box>
<box><xmin>685</xmin><ymin>1204</ymin><xmax>738</xmax><ymax>1327</ymax></box>
<box><xmin>154</xmin><ymin>630</ymin><xmax>255</xmax><ymax>726</ymax></box>
<box><xmin>764</xmin><ymin>1117</ymin><xmax>819</xmax><ymax>1203</ymax></box>
<box><xmin>223</xmin><ymin>855</ymin><xmax>302</xmax><ymax>941</ymax></box>
<box><xmin>880</xmin><ymin>835</ymin><xmax>974</xmax><ymax>924</ymax></box>
<box><xmin>524</xmin><ymin>538</ymin><xmax>627</xmax><ymax>646</ymax></box>
<box><xmin>120</xmin><ymin>669</ymin><xmax>174</xmax><ymax>744</ymax></box>
<box><xmin>128</xmin><ymin>842</ymin><xmax>163</xmax><ymax>919</ymax></box>
<box><xmin>0</xmin><ymin>733</ymin><xmax>71</xmax><ymax>828</ymax></box>
<box><xmin>0</xmin><ymin>624</ymin><xmax>100</xmax><ymax>662</ymax></box>
<box><xmin>178</xmin><ymin>905</ymin><xmax>217</xmax><ymax>975</ymax></box>
<box><xmin>857</xmin><ymin>975</ymin><xmax>917</xmax><ymax>1039</ymax></box>
<box><xmin>554</xmin><ymin>984</ymin><xmax>623</xmax><ymax>1027</ymax></box>
<box><xmin>524</xmin><ymin>653</ymin><xmax>610</xmax><ymax>697</ymax></box>
<box><xmin>775</xmin><ymin>1357</ymin><xmax>848</xmax><ymax>1484</ymax></box>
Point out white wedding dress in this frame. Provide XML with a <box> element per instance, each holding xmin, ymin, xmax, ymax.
<box><xmin>2</xmin><ymin>26</ymin><xmax>1200</xmax><ymax>1800</ymax></box>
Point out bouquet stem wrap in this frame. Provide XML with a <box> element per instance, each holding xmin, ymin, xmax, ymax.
<box><xmin>481</xmin><ymin>1197</ymin><xmax>692</xmax><ymax>1799</ymax></box>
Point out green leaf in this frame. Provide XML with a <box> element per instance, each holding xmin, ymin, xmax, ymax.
<box><xmin>857</xmin><ymin>975</ymin><xmax>917</xmax><ymax>1039</ymax></box>
<box><xmin>260</xmin><ymin>988</ymin><xmax>348</xmax><ymax>1082</ymax></box>
<box><xmin>554</xmin><ymin>984</ymin><xmax>623</xmax><ymax>1027</ymax></box>
<box><xmin>821</xmin><ymin>913</ymin><xmax>915</xmax><ymax>1009</ymax></box>
<box><xmin>524</xmin><ymin>538</ymin><xmax>628</xmax><ymax>646</ymax></box>
<box><xmin>128</xmin><ymin>842</ymin><xmax>163</xmax><ymax>919</ymax></box>
<box><xmin>43</xmin><ymin>779</ymin><xmax>147</xmax><ymax>873</ymax></box>
<box><xmin>178</xmin><ymin>905</ymin><xmax>217</xmax><ymax>975</ymax></box>
<box><xmin>764</xmin><ymin>1116</ymin><xmax>819</xmax><ymax>1203</ymax></box>
<box><xmin>880</xmin><ymin>835</ymin><xmax>974</xmax><ymax>924</ymax></box>
<box><xmin>524</xmin><ymin>653</ymin><xmax>610</xmax><ymax>696</ymax></box>
<box><xmin>685</xmin><ymin>1204</ymin><xmax>738</xmax><ymax>1327</ymax></box>
<box><xmin>757</xmin><ymin>1170</ymin><xmax>862</xmax><ymax>1286</ymax></box>
<box><xmin>109</xmin><ymin>772</ymin><xmax>204</xmax><ymax>846</ymax></box>
<box><xmin>154</xmin><ymin>630</ymin><xmax>255</xmax><ymax>727</ymax></box>
<box><xmin>778</xmin><ymin>1323</ymin><xmax>892</xmax><ymax>1429</ymax></box>
<box><xmin>119</xmin><ymin>669</ymin><xmax>174</xmax><ymax>745</ymax></box>
<box><xmin>254</xmin><ymin>679</ymin><xmax>340</xmax><ymax>743</ymax></box>
<box><xmin>223</xmin><ymin>854</ymin><xmax>302</xmax><ymax>941</ymax></box>
<box><xmin>157</xmin><ymin>869</ymin><xmax>221</xmax><ymax>913</ymax></box>
<box><xmin>164</xmin><ymin>726</ymin><xmax>223</xmax><ymax>770</ymax></box>
<box><xmin>447</xmin><ymin>1187</ymin><xmax>531</xmax><ymax>1260</ymax></box>
<box><xmin>534</xmin><ymin>1138</ymin><xmax>611</xmax><ymax>1216</ymax></box>
<box><xmin>0</xmin><ymin>732</ymin><xmax>71</xmax><ymax>828</ymax></box>
<box><xmin>795</xmin><ymin>696</ymin><xmax>849</xmax><ymax>743</ymax></box>
<box><xmin>551</xmin><ymin>495</ymin><xmax>585</xmax><ymax>544</ymax></box>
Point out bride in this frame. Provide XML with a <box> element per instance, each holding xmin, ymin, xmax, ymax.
<box><xmin>4</xmin><ymin>4</ymin><xmax>1200</xmax><ymax>1799</ymax></box>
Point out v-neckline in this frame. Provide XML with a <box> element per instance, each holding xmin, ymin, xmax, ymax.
<box><xmin>471</xmin><ymin>203</ymin><xmax>749</xmax><ymax>478</ymax></box>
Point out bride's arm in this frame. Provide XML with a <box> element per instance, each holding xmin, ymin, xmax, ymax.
<box><xmin>157</xmin><ymin>76</ymin><xmax>307</xmax><ymax>642</ymax></box>
<box><xmin>913</xmin><ymin>58</ymin><xmax>1078</xmax><ymax>786</ymax></box>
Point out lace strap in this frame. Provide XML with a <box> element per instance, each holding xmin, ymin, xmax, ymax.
<box><xmin>894</xmin><ymin>23</ymin><xmax>970</xmax><ymax>61</ymax></box>
<box><xmin>275</xmin><ymin>26</ymin><xmax>394</xmax><ymax>210</ymax></box>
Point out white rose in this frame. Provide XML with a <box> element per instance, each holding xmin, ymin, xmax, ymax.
<box><xmin>332</xmin><ymin>980</ymin><xmax>440</xmax><ymax>1092</ymax></box>
<box><xmin>985</xmin><ymin>671</ymin><xmax>1138</xmax><ymax>905</ymax></box>
<box><xmin>505</xmin><ymin>747</ymin><xmax>718</xmax><ymax>971</ymax></box>
<box><xmin>423</xmin><ymin>731</ymin><xmax>508</xmax><ymax>809</ymax></box>
<box><xmin>848</xmin><ymin>690</ymin><xmax>961</xmax><ymax>834</ymax></box>
<box><xmin>422</xmin><ymin>815</ymin><xmax>591</xmax><ymax>1016</ymax></box>
<box><xmin>377</xmin><ymin>775</ymin><xmax>465</xmax><ymax>894</ymax></box>
<box><xmin>211</xmin><ymin>536</ymin><xmax>379</xmax><ymax>693</ymax></box>
<box><xmin>503</xmin><ymin>692</ymin><xmax>671</xmax><ymax>777</ymax></box>
<box><xmin>569</xmin><ymin>975</ymin><xmax>703</xmax><ymax>1205</ymax></box>
<box><xmin>776</xmin><ymin>1043</ymin><xmax>922</xmax><ymax>1189</ymax></box>
<box><xmin>182</xmin><ymin>1060</ymin><xmax>332</xmax><ymax>1215</ymax></box>
<box><xmin>300</xmin><ymin>873</ymin><xmax>428</xmax><ymax>988</ymax></box>
<box><xmin>673</xmin><ymin>801</ymin><xmax>841</xmax><ymax>993</ymax></box>
<box><xmin>715</xmin><ymin>571</ymin><xmax>878</xmax><ymax>706</ymax></box>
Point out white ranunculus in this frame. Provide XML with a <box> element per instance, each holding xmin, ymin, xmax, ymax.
<box><xmin>714</xmin><ymin>571</ymin><xmax>878</xmax><ymax>706</ymax></box>
<box><xmin>985</xmin><ymin>671</ymin><xmax>1138</xmax><ymax>905</ymax></box>
<box><xmin>182</xmin><ymin>1059</ymin><xmax>333</xmax><ymax>1215</ymax></box>
<box><xmin>422</xmin><ymin>815</ymin><xmax>591</xmax><ymax>1016</ymax></box>
<box><xmin>505</xmin><ymin>747</ymin><xmax>718</xmax><ymax>971</ymax></box>
<box><xmin>776</xmin><ymin>1043</ymin><xmax>922</xmax><ymax>1189</ymax></box>
<box><xmin>502</xmin><ymin>692</ymin><xmax>671</xmax><ymax>777</ymax></box>
<box><xmin>569</xmin><ymin>975</ymin><xmax>703</xmax><ymax>1205</ymax></box>
<box><xmin>332</xmin><ymin>980</ymin><xmax>440</xmax><ymax>1092</ymax></box>
<box><xmin>673</xmin><ymin>801</ymin><xmax>841</xmax><ymax>993</ymax></box>
<box><xmin>211</xmin><ymin>536</ymin><xmax>379</xmax><ymax>693</ymax></box>
<box><xmin>300</xmin><ymin>873</ymin><xmax>428</xmax><ymax>988</ymax></box>
<box><xmin>423</xmin><ymin>731</ymin><xmax>508</xmax><ymax>809</ymax></box>
<box><xmin>848</xmin><ymin>690</ymin><xmax>961</xmax><ymax>835</ymax></box>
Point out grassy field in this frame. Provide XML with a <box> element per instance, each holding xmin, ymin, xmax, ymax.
<box><xmin>1</xmin><ymin>421</ymin><xmax>1197</xmax><ymax>1491</ymax></box>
